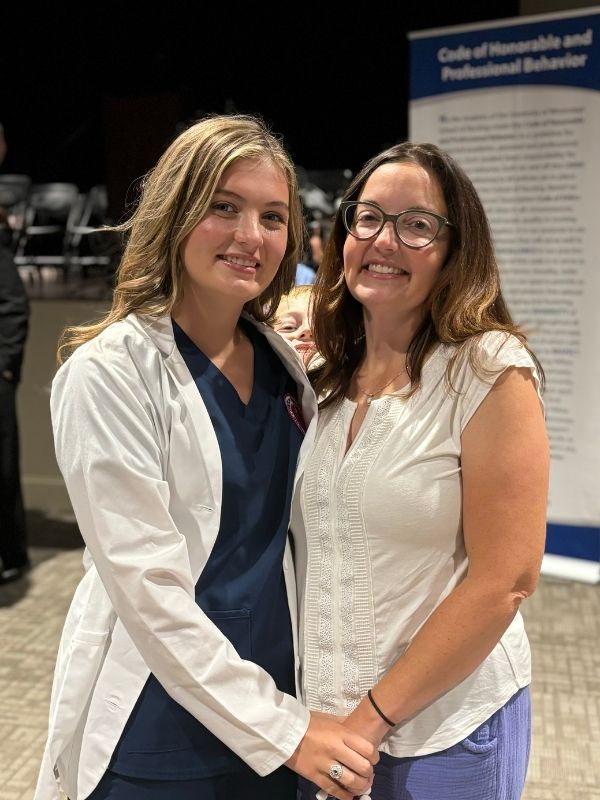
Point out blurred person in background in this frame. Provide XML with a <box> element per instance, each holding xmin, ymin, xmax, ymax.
<box><xmin>0</xmin><ymin>123</ymin><xmax>30</xmax><ymax>585</ymax></box>
<box><xmin>295</xmin><ymin>220</ymin><xmax>325</xmax><ymax>285</ymax></box>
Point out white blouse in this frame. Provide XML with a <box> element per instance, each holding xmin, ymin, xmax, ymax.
<box><xmin>291</xmin><ymin>331</ymin><xmax>543</xmax><ymax>757</ymax></box>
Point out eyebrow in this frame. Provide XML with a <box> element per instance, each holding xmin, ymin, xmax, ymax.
<box><xmin>214</xmin><ymin>189</ymin><xmax>289</xmax><ymax>210</ymax></box>
<box><xmin>361</xmin><ymin>199</ymin><xmax>443</xmax><ymax>213</ymax></box>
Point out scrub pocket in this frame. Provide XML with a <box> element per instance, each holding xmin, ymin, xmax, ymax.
<box><xmin>110</xmin><ymin>609</ymin><xmax>254</xmax><ymax>779</ymax></box>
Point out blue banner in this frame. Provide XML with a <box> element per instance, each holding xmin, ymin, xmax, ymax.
<box><xmin>410</xmin><ymin>12</ymin><xmax>600</xmax><ymax>100</ymax></box>
<box><xmin>546</xmin><ymin>524</ymin><xmax>600</xmax><ymax>561</ymax></box>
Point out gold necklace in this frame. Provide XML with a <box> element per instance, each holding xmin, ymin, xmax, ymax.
<box><xmin>357</xmin><ymin>367</ymin><xmax>407</xmax><ymax>405</ymax></box>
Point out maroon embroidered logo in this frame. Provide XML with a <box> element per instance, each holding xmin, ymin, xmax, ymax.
<box><xmin>284</xmin><ymin>393</ymin><xmax>306</xmax><ymax>435</ymax></box>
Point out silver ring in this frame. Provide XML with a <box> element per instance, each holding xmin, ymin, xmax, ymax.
<box><xmin>328</xmin><ymin>762</ymin><xmax>344</xmax><ymax>781</ymax></box>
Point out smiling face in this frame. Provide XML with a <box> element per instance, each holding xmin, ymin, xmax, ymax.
<box><xmin>273</xmin><ymin>287</ymin><xmax>315</xmax><ymax>362</ymax></box>
<box><xmin>179</xmin><ymin>157</ymin><xmax>290</xmax><ymax>309</ymax></box>
<box><xmin>343</xmin><ymin>161</ymin><xmax>451</xmax><ymax>324</ymax></box>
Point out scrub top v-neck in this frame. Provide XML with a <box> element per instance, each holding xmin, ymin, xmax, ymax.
<box><xmin>110</xmin><ymin>317</ymin><xmax>304</xmax><ymax>780</ymax></box>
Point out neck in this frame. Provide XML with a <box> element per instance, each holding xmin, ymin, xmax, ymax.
<box><xmin>172</xmin><ymin>289</ymin><xmax>246</xmax><ymax>358</ymax></box>
<box><xmin>360</xmin><ymin>306</ymin><xmax>422</xmax><ymax>371</ymax></box>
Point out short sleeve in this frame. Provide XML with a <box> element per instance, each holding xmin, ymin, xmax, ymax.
<box><xmin>456</xmin><ymin>331</ymin><xmax>543</xmax><ymax>434</ymax></box>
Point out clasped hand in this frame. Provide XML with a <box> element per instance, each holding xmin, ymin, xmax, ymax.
<box><xmin>286</xmin><ymin>710</ymin><xmax>379</xmax><ymax>800</ymax></box>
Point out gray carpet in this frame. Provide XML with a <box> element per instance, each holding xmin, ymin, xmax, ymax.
<box><xmin>1</xmin><ymin>540</ymin><xmax>598</xmax><ymax>799</ymax></box>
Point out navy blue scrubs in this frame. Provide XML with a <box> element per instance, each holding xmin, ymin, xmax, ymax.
<box><xmin>91</xmin><ymin>319</ymin><xmax>304</xmax><ymax>800</ymax></box>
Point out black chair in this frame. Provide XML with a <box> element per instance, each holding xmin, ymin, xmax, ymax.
<box><xmin>65</xmin><ymin>185</ymin><xmax>114</xmax><ymax>277</ymax></box>
<box><xmin>15</xmin><ymin>182</ymin><xmax>80</xmax><ymax>279</ymax></box>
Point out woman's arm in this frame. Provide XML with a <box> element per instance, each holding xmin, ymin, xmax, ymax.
<box><xmin>343</xmin><ymin>366</ymin><xmax>549</xmax><ymax>745</ymax></box>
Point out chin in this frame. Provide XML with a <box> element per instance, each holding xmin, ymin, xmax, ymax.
<box><xmin>223</xmin><ymin>277</ymin><xmax>266</xmax><ymax>299</ymax></box>
<box><xmin>353</xmin><ymin>287</ymin><xmax>400</xmax><ymax>308</ymax></box>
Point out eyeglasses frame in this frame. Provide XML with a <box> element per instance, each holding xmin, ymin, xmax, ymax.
<box><xmin>340</xmin><ymin>200</ymin><xmax>453</xmax><ymax>249</ymax></box>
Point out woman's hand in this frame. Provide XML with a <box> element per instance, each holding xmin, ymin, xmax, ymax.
<box><xmin>285</xmin><ymin>710</ymin><xmax>378</xmax><ymax>800</ymax></box>
<box><xmin>342</xmin><ymin>699</ymin><xmax>390</xmax><ymax>749</ymax></box>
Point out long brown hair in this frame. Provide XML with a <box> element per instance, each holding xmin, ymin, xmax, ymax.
<box><xmin>58</xmin><ymin>114</ymin><xmax>303</xmax><ymax>363</ymax></box>
<box><xmin>311</xmin><ymin>142</ymin><xmax>542</xmax><ymax>407</ymax></box>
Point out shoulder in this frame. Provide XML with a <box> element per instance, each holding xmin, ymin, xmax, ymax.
<box><xmin>244</xmin><ymin>314</ymin><xmax>316</xmax><ymax>419</ymax></box>
<box><xmin>471</xmin><ymin>330</ymin><xmax>531</xmax><ymax>364</ymax></box>
<box><xmin>64</xmin><ymin>313</ymin><xmax>168</xmax><ymax>364</ymax></box>
<box><xmin>444</xmin><ymin>331</ymin><xmax>539</xmax><ymax>385</ymax></box>
<box><xmin>53</xmin><ymin>315</ymin><xmax>168</xmax><ymax>398</ymax></box>
<box><xmin>444</xmin><ymin>332</ymin><xmax>543</xmax><ymax>430</ymax></box>
<box><xmin>243</xmin><ymin>314</ymin><xmax>303</xmax><ymax>370</ymax></box>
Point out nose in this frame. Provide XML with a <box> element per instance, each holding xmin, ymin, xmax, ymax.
<box><xmin>233</xmin><ymin>211</ymin><xmax>262</xmax><ymax>249</ymax></box>
<box><xmin>293</xmin><ymin>322</ymin><xmax>313</xmax><ymax>341</ymax></box>
<box><xmin>373</xmin><ymin>219</ymin><xmax>399</xmax><ymax>251</ymax></box>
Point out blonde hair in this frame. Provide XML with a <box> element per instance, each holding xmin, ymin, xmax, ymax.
<box><xmin>58</xmin><ymin>114</ymin><xmax>304</xmax><ymax>363</ymax></box>
<box><xmin>274</xmin><ymin>283</ymin><xmax>313</xmax><ymax>320</ymax></box>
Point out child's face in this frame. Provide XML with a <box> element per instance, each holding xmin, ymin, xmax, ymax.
<box><xmin>273</xmin><ymin>293</ymin><xmax>315</xmax><ymax>363</ymax></box>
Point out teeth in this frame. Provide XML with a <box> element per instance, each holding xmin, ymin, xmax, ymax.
<box><xmin>367</xmin><ymin>263</ymin><xmax>408</xmax><ymax>275</ymax></box>
<box><xmin>225</xmin><ymin>256</ymin><xmax>258</xmax><ymax>268</ymax></box>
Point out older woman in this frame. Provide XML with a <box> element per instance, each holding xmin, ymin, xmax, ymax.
<box><xmin>294</xmin><ymin>142</ymin><xmax>549</xmax><ymax>800</ymax></box>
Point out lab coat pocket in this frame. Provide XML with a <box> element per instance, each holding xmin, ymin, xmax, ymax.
<box><xmin>55</xmin><ymin>633</ymin><xmax>111</xmax><ymax>719</ymax></box>
<box><xmin>50</xmin><ymin>632</ymin><xmax>111</xmax><ymax>776</ymax></box>
<box><xmin>72</xmin><ymin>629</ymin><xmax>112</xmax><ymax>646</ymax></box>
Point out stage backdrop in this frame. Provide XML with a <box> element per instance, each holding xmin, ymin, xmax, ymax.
<box><xmin>409</xmin><ymin>7</ymin><xmax>600</xmax><ymax>583</ymax></box>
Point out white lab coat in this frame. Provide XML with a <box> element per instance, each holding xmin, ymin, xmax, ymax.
<box><xmin>34</xmin><ymin>312</ymin><xmax>317</xmax><ymax>800</ymax></box>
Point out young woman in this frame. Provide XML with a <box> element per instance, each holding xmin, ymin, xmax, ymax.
<box><xmin>294</xmin><ymin>142</ymin><xmax>549</xmax><ymax>800</ymax></box>
<box><xmin>35</xmin><ymin>115</ymin><xmax>376</xmax><ymax>800</ymax></box>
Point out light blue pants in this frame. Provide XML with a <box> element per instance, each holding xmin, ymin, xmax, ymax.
<box><xmin>298</xmin><ymin>686</ymin><xmax>531</xmax><ymax>800</ymax></box>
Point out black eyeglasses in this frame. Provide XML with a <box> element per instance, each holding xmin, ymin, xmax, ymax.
<box><xmin>341</xmin><ymin>201</ymin><xmax>452</xmax><ymax>249</ymax></box>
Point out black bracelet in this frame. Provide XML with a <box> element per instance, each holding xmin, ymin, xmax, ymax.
<box><xmin>367</xmin><ymin>688</ymin><xmax>398</xmax><ymax>727</ymax></box>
